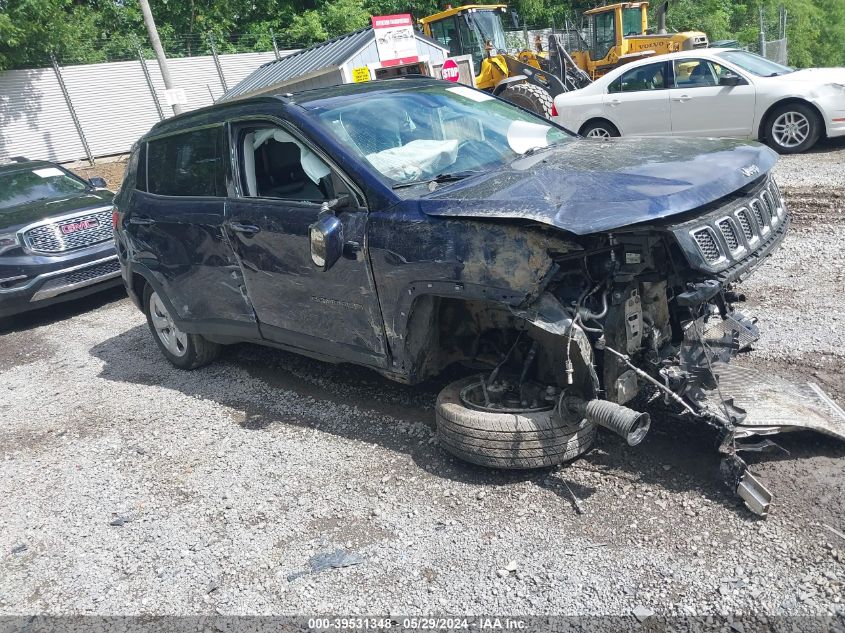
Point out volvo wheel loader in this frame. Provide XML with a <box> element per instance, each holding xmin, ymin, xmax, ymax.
<box><xmin>419</xmin><ymin>4</ymin><xmax>591</xmax><ymax>118</ymax></box>
<box><xmin>567</xmin><ymin>1</ymin><xmax>709</xmax><ymax>79</ymax></box>
<box><xmin>419</xmin><ymin>2</ymin><xmax>709</xmax><ymax>117</ymax></box>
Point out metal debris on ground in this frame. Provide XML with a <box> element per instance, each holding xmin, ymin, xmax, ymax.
<box><xmin>309</xmin><ymin>549</ymin><xmax>365</xmax><ymax>573</ymax></box>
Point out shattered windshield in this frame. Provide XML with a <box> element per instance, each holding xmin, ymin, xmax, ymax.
<box><xmin>310</xmin><ymin>84</ymin><xmax>571</xmax><ymax>188</ymax></box>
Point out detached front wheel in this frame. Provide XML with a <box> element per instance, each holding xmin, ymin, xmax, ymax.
<box><xmin>435</xmin><ymin>376</ymin><xmax>595</xmax><ymax>469</ymax></box>
<box><xmin>143</xmin><ymin>285</ymin><xmax>220</xmax><ymax>370</ymax></box>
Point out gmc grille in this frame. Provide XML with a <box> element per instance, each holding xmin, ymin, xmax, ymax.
<box><xmin>23</xmin><ymin>209</ymin><xmax>113</xmax><ymax>254</ymax></box>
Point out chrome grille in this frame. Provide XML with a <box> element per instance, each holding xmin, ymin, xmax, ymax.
<box><xmin>23</xmin><ymin>209</ymin><xmax>113</xmax><ymax>254</ymax></box>
<box><xmin>693</xmin><ymin>229</ymin><xmax>721</xmax><ymax>263</ymax></box>
<box><xmin>760</xmin><ymin>190</ymin><xmax>778</xmax><ymax>226</ymax></box>
<box><xmin>768</xmin><ymin>180</ymin><xmax>784</xmax><ymax>217</ymax></box>
<box><xmin>681</xmin><ymin>177</ymin><xmax>788</xmax><ymax>274</ymax></box>
<box><xmin>750</xmin><ymin>200</ymin><xmax>770</xmax><ymax>234</ymax></box>
<box><xmin>718</xmin><ymin>219</ymin><xmax>739</xmax><ymax>251</ymax></box>
<box><xmin>736</xmin><ymin>209</ymin><xmax>754</xmax><ymax>240</ymax></box>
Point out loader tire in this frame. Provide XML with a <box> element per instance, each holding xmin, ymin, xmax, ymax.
<box><xmin>435</xmin><ymin>376</ymin><xmax>596</xmax><ymax>470</ymax></box>
<box><xmin>499</xmin><ymin>83</ymin><xmax>554</xmax><ymax>119</ymax></box>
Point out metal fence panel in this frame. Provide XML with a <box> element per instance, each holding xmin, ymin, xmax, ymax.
<box><xmin>0</xmin><ymin>50</ymin><xmax>284</xmax><ymax>165</ymax></box>
<box><xmin>0</xmin><ymin>67</ymin><xmax>87</xmax><ymax>163</ymax></box>
<box><xmin>61</xmin><ymin>59</ymin><xmax>162</xmax><ymax>158</ymax></box>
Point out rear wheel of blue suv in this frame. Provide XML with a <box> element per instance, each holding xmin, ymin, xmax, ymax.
<box><xmin>143</xmin><ymin>284</ymin><xmax>219</xmax><ymax>370</ymax></box>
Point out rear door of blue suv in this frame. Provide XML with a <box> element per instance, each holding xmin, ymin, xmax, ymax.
<box><xmin>115</xmin><ymin>104</ymin><xmax>387</xmax><ymax>370</ymax></box>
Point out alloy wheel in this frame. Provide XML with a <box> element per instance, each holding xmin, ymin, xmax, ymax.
<box><xmin>586</xmin><ymin>127</ymin><xmax>612</xmax><ymax>139</ymax></box>
<box><xmin>149</xmin><ymin>291</ymin><xmax>188</xmax><ymax>357</ymax></box>
<box><xmin>771</xmin><ymin>111</ymin><xmax>810</xmax><ymax>148</ymax></box>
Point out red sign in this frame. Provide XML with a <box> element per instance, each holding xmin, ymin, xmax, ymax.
<box><xmin>60</xmin><ymin>218</ymin><xmax>100</xmax><ymax>235</ymax></box>
<box><xmin>441</xmin><ymin>58</ymin><xmax>460</xmax><ymax>82</ymax></box>
<box><xmin>371</xmin><ymin>14</ymin><xmax>419</xmax><ymax>67</ymax></box>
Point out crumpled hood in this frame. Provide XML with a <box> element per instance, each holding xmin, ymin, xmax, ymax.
<box><xmin>420</xmin><ymin>137</ymin><xmax>778</xmax><ymax>235</ymax></box>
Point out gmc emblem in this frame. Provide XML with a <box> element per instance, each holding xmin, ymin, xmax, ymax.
<box><xmin>60</xmin><ymin>218</ymin><xmax>100</xmax><ymax>235</ymax></box>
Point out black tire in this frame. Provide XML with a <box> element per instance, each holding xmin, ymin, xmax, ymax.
<box><xmin>499</xmin><ymin>83</ymin><xmax>554</xmax><ymax>119</ymax></box>
<box><xmin>435</xmin><ymin>376</ymin><xmax>596</xmax><ymax>470</ymax></box>
<box><xmin>143</xmin><ymin>284</ymin><xmax>220</xmax><ymax>370</ymax></box>
<box><xmin>763</xmin><ymin>102</ymin><xmax>821</xmax><ymax>154</ymax></box>
<box><xmin>579</xmin><ymin>119</ymin><xmax>620</xmax><ymax>139</ymax></box>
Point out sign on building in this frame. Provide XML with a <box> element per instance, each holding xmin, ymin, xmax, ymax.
<box><xmin>371</xmin><ymin>14</ymin><xmax>418</xmax><ymax>66</ymax></box>
<box><xmin>351</xmin><ymin>66</ymin><xmax>372</xmax><ymax>82</ymax></box>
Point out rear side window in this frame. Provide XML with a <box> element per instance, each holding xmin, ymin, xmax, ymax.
<box><xmin>147</xmin><ymin>127</ymin><xmax>225</xmax><ymax>197</ymax></box>
<box><xmin>608</xmin><ymin>61</ymin><xmax>669</xmax><ymax>93</ymax></box>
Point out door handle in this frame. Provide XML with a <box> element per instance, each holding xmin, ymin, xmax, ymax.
<box><xmin>672</xmin><ymin>94</ymin><xmax>692</xmax><ymax>102</ymax></box>
<box><xmin>608</xmin><ymin>99</ymin><xmax>621</xmax><ymax>107</ymax></box>
<box><xmin>129</xmin><ymin>215</ymin><xmax>155</xmax><ymax>225</ymax></box>
<box><xmin>229</xmin><ymin>222</ymin><xmax>260</xmax><ymax>236</ymax></box>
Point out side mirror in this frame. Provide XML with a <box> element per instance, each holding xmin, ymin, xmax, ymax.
<box><xmin>719</xmin><ymin>74</ymin><xmax>742</xmax><ymax>87</ymax></box>
<box><xmin>309</xmin><ymin>215</ymin><xmax>344</xmax><ymax>271</ymax></box>
<box><xmin>89</xmin><ymin>177</ymin><xmax>108</xmax><ymax>188</ymax></box>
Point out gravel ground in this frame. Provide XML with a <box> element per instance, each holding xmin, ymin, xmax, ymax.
<box><xmin>1</xmin><ymin>144</ymin><xmax>844</xmax><ymax>622</ymax></box>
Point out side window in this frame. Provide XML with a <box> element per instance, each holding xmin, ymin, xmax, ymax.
<box><xmin>237</xmin><ymin>125</ymin><xmax>333</xmax><ymax>202</ymax></box>
<box><xmin>592</xmin><ymin>11</ymin><xmax>615</xmax><ymax>60</ymax></box>
<box><xmin>147</xmin><ymin>127</ymin><xmax>225</xmax><ymax>196</ymax></box>
<box><xmin>674</xmin><ymin>59</ymin><xmax>718</xmax><ymax>88</ymax></box>
<box><xmin>136</xmin><ymin>143</ymin><xmax>147</xmax><ymax>192</ymax></box>
<box><xmin>611</xmin><ymin>61</ymin><xmax>668</xmax><ymax>93</ymax></box>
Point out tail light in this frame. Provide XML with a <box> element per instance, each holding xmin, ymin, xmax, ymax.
<box><xmin>112</xmin><ymin>207</ymin><xmax>120</xmax><ymax>229</ymax></box>
<box><xmin>551</xmin><ymin>102</ymin><xmax>558</xmax><ymax>117</ymax></box>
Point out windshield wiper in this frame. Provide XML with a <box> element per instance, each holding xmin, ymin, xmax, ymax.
<box><xmin>392</xmin><ymin>170</ymin><xmax>480</xmax><ymax>190</ymax></box>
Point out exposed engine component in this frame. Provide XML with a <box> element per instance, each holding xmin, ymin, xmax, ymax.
<box><xmin>563</xmin><ymin>396</ymin><xmax>651</xmax><ymax>446</ymax></box>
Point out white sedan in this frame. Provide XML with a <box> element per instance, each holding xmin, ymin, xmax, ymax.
<box><xmin>552</xmin><ymin>48</ymin><xmax>845</xmax><ymax>153</ymax></box>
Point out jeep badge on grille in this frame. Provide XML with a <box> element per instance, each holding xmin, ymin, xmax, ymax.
<box><xmin>741</xmin><ymin>164</ymin><xmax>760</xmax><ymax>178</ymax></box>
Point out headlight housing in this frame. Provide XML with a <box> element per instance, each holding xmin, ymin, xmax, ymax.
<box><xmin>0</xmin><ymin>233</ymin><xmax>21</xmax><ymax>255</ymax></box>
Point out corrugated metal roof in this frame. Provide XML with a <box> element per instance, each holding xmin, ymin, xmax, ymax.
<box><xmin>221</xmin><ymin>28</ymin><xmax>375</xmax><ymax>101</ymax></box>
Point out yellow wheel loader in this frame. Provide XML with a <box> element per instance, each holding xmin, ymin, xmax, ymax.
<box><xmin>419</xmin><ymin>4</ymin><xmax>590</xmax><ymax>118</ymax></box>
<box><xmin>419</xmin><ymin>2</ymin><xmax>709</xmax><ymax>116</ymax></box>
<box><xmin>565</xmin><ymin>1</ymin><xmax>709</xmax><ymax>79</ymax></box>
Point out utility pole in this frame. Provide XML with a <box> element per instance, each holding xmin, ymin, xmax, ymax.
<box><xmin>139</xmin><ymin>0</ymin><xmax>182</xmax><ymax>116</ymax></box>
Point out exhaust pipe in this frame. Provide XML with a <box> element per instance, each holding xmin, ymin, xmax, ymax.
<box><xmin>566</xmin><ymin>397</ymin><xmax>650</xmax><ymax>446</ymax></box>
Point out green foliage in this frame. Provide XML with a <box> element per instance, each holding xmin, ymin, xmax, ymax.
<box><xmin>1</xmin><ymin>0</ymin><xmax>844</xmax><ymax>70</ymax></box>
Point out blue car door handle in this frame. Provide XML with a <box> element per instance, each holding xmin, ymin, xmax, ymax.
<box><xmin>229</xmin><ymin>222</ymin><xmax>260</xmax><ymax>236</ymax></box>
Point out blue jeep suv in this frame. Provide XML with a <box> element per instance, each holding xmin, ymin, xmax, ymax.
<box><xmin>114</xmin><ymin>78</ymin><xmax>797</xmax><ymax>514</ymax></box>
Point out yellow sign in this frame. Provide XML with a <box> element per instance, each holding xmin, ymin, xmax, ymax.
<box><xmin>352</xmin><ymin>66</ymin><xmax>371</xmax><ymax>83</ymax></box>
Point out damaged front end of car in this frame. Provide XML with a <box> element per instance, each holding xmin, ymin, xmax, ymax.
<box><xmin>463</xmin><ymin>174</ymin><xmax>845</xmax><ymax>516</ymax></box>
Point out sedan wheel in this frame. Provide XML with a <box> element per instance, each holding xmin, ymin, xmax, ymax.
<box><xmin>772</xmin><ymin>111</ymin><xmax>810</xmax><ymax>148</ymax></box>
<box><xmin>579</xmin><ymin>120</ymin><xmax>620</xmax><ymax>139</ymax></box>
<box><xmin>765</xmin><ymin>103</ymin><xmax>821</xmax><ymax>154</ymax></box>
